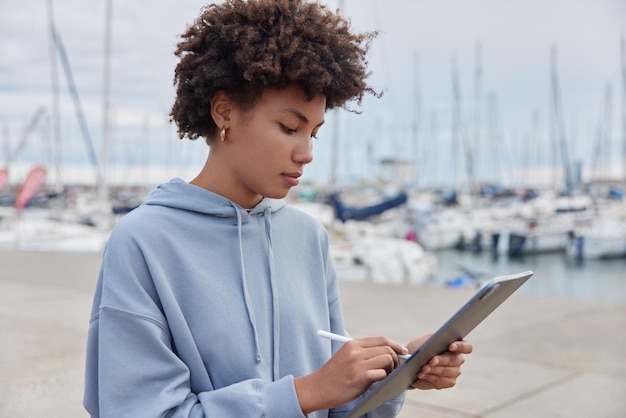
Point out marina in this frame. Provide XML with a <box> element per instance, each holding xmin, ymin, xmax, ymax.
<box><xmin>1</xmin><ymin>183</ymin><xmax>624</xmax><ymax>305</ymax></box>
<box><xmin>1</xmin><ymin>1</ymin><xmax>625</xmax><ymax>415</ymax></box>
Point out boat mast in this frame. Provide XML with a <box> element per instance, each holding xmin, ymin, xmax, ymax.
<box><xmin>330</xmin><ymin>0</ymin><xmax>345</xmax><ymax>191</ymax></box>
<box><xmin>620</xmin><ymin>37</ymin><xmax>626</xmax><ymax>183</ymax></box>
<box><xmin>50</xmin><ymin>20</ymin><xmax>103</xmax><ymax>186</ymax></box>
<box><xmin>487</xmin><ymin>92</ymin><xmax>501</xmax><ymax>186</ymax></box>
<box><xmin>590</xmin><ymin>84</ymin><xmax>613</xmax><ymax>183</ymax></box>
<box><xmin>473</xmin><ymin>41</ymin><xmax>482</xmax><ymax>188</ymax></box>
<box><xmin>451</xmin><ymin>56</ymin><xmax>460</xmax><ymax>190</ymax></box>
<box><xmin>531</xmin><ymin>108</ymin><xmax>541</xmax><ymax>188</ymax></box>
<box><xmin>550</xmin><ymin>46</ymin><xmax>572</xmax><ymax>193</ymax></box>
<box><xmin>451</xmin><ymin>55</ymin><xmax>474</xmax><ymax>195</ymax></box>
<box><xmin>47</xmin><ymin>0</ymin><xmax>62</xmax><ymax>194</ymax></box>
<box><xmin>100</xmin><ymin>0</ymin><xmax>112</xmax><ymax>207</ymax></box>
<box><xmin>412</xmin><ymin>51</ymin><xmax>421</xmax><ymax>190</ymax></box>
<box><xmin>603</xmin><ymin>85</ymin><xmax>613</xmax><ymax>182</ymax></box>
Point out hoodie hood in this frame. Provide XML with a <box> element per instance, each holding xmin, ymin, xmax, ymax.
<box><xmin>143</xmin><ymin>177</ymin><xmax>286</xmax><ymax>216</ymax></box>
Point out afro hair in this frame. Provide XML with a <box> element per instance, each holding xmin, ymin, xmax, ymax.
<box><xmin>169</xmin><ymin>0</ymin><xmax>379</xmax><ymax>141</ymax></box>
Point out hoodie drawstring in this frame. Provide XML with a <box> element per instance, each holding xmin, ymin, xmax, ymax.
<box><xmin>233</xmin><ymin>204</ymin><xmax>263</xmax><ymax>363</ymax></box>
<box><xmin>232</xmin><ymin>203</ymin><xmax>281</xmax><ymax>378</ymax></box>
<box><xmin>264</xmin><ymin>206</ymin><xmax>281</xmax><ymax>381</ymax></box>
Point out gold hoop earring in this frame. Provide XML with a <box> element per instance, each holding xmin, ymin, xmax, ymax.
<box><xmin>220</xmin><ymin>127</ymin><xmax>226</xmax><ymax>142</ymax></box>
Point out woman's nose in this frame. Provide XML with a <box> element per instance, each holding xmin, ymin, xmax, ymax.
<box><xmin>293</xmin><ymin>138</ymin><xmax>313</xmax><ymax>164</ymax></box>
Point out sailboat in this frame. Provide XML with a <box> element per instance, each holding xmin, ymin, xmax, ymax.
<box><xmin>329</xmin><ymin>191</ymin><xmax>408</xmax><ymax>222</ymax></box>
<box><xmin>565</xmin><ymin>39</ymin><xmax>626</xmax><ymax>260</ymax></box>
<box><xmin>0</xmin><ymin>0</ymin><xmax>114</xmax><ymax>253</ymax></box>
<box><xmin>289</xmin><ymin>187</ymin><xmax>438</xmax><ymax>285</ymax></box>
<box><xmin>0</xmin><ymin>165</ymin><xmax>110</xmax><ymax>252</ymax></box>
<box><xmin>566</xmin><ymin>215</ymin><xmax>626</xmax><ymax>260</ymax></box>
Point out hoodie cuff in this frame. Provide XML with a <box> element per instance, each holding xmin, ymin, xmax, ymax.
<box><xmin>263</xmin><ymin>375</ymin><xmax>306</xmax><ymax>418</ymax></box>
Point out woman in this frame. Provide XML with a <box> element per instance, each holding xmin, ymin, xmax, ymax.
<box><xmin>83</xmin><ymin>1</ymin><xmax>472</xmax><ymax>417</ymax></box>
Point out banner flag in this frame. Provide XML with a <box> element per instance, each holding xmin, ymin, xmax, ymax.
<box><xmin>15</xmin><ymin>166</ymin><xmax>46</xmax><ymax>211</ymax></box>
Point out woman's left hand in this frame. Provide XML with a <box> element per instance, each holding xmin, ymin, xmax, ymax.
<box><xmin>406</xmin><ymin>335</ymin><xmax>473</xmax><ymax>390</ymax></box>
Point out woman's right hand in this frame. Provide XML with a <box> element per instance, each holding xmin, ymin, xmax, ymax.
<box><xmin>294</xmin><ymin>336</ymin><xmax>409</xmax><ymax>414</ymax></box>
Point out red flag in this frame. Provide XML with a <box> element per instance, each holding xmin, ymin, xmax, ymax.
<box><xmin>0</xmin><ymin>168</ymin><xmax>7</xmax><ymax>192</ymax></box>
<box><xmin>15</xmin><ymin>166</ymin><xmax>46</xmax><ymax>212</ymax></box>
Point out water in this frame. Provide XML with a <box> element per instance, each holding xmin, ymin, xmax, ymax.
<box><xmin>432</xmin><ymin>249</ymin><xmax>626</xmax><ymax>304</ymax></box>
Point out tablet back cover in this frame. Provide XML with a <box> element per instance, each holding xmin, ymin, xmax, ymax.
<box><xmin>345</xmin><ymin>270</ymin><xmax>533</xmax><ymax>418</ymax></box>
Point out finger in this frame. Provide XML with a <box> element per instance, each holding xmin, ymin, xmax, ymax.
<box><xmin>346</xmin><ymin>340</ymin><xmax>406</xmax><ymax>367</ymax></box>
<box><xmin>365</xmin><ymin>352</ymin><xmax>397</xmax><ymax>375</ymax></box>
<box><xmin>417</xmin><ymin>358</ymin><xmax>463</xmax><ymax>380</ymax></box>
<box><xmin>416</xmin><ymin>373</ymin><xmax>459</xmax><ymax>389</ymax></box>
<box><xmin>448</xmin><ymin>341</ymin><xmax>473</xmax><ymax>354</ymax></box>
<box><xmin>421</xmin><ymin>363</ymin><xmax>463</xmax><ymax>379</ymax></box>
<box><xmin>365</xmin><ymin>367</ymin><xmax>390</xmax><ymax>383</ymax></box>
<box><xmin>410</xmin><ymin>379</ymin><xmax>436</xmax><ymax>390</ymax></box>
<box><xmin>357</xmin><ymin>336</ymin><xmax>409</xmax><ymax>355</ymax></box>
<box><xmin>428</xmin><ymin>352</ymin><xmax>465</xmax><ymax>368</ymax></box>
<box><xmin>420</xmin><ymin>361</ymin><xmax>463</xmax><ymax>378</ymax></box>
<box><xmin>363</xmin><ymin>346</ymin><xmax>402</xmax><ymax>368</ymax></box>
<box><xmin>340</xmin><ymin>342</ymin><xmax>400</xmax><ymax>370</ymax></box>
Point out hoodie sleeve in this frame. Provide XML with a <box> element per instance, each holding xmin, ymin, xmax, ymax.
<box><xmin>83</xmin><ymin>226</ymin><xmax>307</xmax><ymax>418</ymax></box>
<box><xmin>86</xmin><ymin>308</ymin><xmax>306</xmax><ymax>418</ymax></box>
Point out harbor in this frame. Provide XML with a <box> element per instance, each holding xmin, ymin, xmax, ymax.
<box><xmin>1</xmin><ymin>183</ymin><xmax>625</xmax><ymax>305</ymax></box>
<box><xmin>1</xmin><ymin>1</ymin><xmax>625</xmax><ymax>416</ymax></box>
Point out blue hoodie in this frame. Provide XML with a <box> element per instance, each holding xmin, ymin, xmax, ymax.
<box><xmin>84</xmin><ymin>178</ymin><xmax>405</xmax><ymax>417</ymax></box>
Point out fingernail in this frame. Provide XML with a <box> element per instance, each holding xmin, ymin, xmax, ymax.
<box><xmin>450</xmin><ymin>343</ymin><xmax>458</xmax><ymax>351</ymax></box>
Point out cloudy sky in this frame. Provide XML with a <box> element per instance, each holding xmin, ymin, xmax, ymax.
<box><xmin>1</xmin><ymin>0</ymin><xmax>625</xmax><ymax>188</ymax></box>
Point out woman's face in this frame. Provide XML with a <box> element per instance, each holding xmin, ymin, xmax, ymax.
<box><xmin>221</xmin><ymin>83</ymin><xmax>326</xmax><ymax>208</ymax></box>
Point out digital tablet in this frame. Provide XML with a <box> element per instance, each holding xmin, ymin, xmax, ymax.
<box><xmin>345</xmin><ymin>270</ymin><xmax>534</xmax><ymax>418</ymax></box>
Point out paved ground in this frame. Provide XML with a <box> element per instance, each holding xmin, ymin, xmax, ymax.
<box><xmin>1</xmin><ymin>249</ymin><xmax>625</xmax><ymax>417</ymax></box>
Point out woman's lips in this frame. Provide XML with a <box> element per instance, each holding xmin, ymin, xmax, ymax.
<box><xmin>282</xmin><ymin>172</ymin><xmax>301</xmax><ymax>186</ymax></box>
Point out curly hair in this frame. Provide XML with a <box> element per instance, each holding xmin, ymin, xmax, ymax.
<box><xmin>169</xmin><ymin>0</ymin><xmax>379</xmax><ymax>141</ymax></box>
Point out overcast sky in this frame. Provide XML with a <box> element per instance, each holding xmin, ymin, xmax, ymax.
<box><xmin>1</xmin><ymin>0</ymin><xmax>625</xmax><ymax>188</ymax></box>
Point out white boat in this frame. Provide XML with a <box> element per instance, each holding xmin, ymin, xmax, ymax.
<box><xmin>330</xmin><ymin>236</ymin><xmax>438</xmax><ymax>285</ymax></box>
<box><xmin>408</xmin><ymin>200</ymin><xmax>468</xmax><ymax>251</ymax></box>
<box><xmin>0</xmin><ymin>209</ymin><xmax>110</xmax><ymax>253</ymax></box>
<box><xmin>483</xmin><ymin>191</ymin><xmax>592</xmax><ymax>256</ymax></box>
<box><xmin>289</xmin><ymin>199</ymin><xmax>438</xmax><ymax>285</ymax></box>
<box><xmin>566</xmin><ymin>217</ymin><xmax>626</xmax><ymax>260</ymax></box>
<box><xmin>415</xmin><ymin>211</ymin><xmax>467</xmax><ymax>250</ymax></box>
<box><xmin>490</xmin><ymin>214</ymin><xmax>582</xmax><ymax>256</ymax></box>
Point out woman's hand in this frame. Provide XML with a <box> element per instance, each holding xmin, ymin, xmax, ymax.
<box><xmin>294</xmin><ymin>336</ymin><xmax>409</xmax><ymax>414</ymax></box>
<box><xmin>406</xmin><ymin>335</ymin><xmax>473</xmax><ymax>390</ymax></box>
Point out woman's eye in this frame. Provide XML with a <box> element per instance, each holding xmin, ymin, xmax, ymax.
<box><xmin>281</xmin><ymin>123</ymin><xmax>318</xmax><ymax>139</ymax></box>
<box><xmin>281</xmin><ymin>124</ymin><xmax>296</xmax><ymax>134</ymax></box>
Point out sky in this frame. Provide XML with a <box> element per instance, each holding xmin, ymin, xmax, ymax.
<box><xmin>1</xmin><ymin>0</ymin><xmax>625</xmax><ymax>189</ymax></box>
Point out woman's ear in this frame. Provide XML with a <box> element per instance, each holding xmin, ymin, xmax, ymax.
<box><xmin>210</xmin><ymin>91</ymin><xmax>231</xmax><ymax>128</ymax></box>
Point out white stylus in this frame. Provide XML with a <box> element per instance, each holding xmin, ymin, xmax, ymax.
<box><xmin>316</xmin><ymin>330</ymin><xmax>411</xmax><ymax>360</ymax></box>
